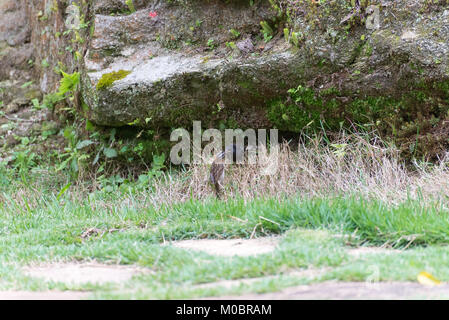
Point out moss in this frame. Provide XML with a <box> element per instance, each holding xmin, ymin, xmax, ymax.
<box><xmin>96</xmin><ymin>70</ymin><xmax>131</xmax><ymax>90</ymax></box>
<box><xmin>238</xmin><ymin>81</ymin><xmax>252</xmax><ymax>89</ymax></box>
<box><xmin>267</xmin><ymin>85</ymin><xmax>344</xmax><ymax>132</ymax></box>
<box><xmin>267</xmin><ymin>78</ymin><xmax>449</xmax><ymax>160</ymax></box>
<box><xmin>24</xmin><ymin>89</ymin><xmax>42</xmax><ymax>100</ymax></box>
<box><xmin>237</xmin><ymin>80</ymin><xmax>263</xmax><ymax>98</ymax></box>
<box><xmin>434</xmin><ymin>80</ymin><xmax>449</xmax><ymax>100</ymax></box>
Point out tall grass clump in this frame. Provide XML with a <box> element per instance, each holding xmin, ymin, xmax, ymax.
<box><xmin>143</xmin><ymin>130</ymin><xmax>449</xmax><ymax>209</ymax></box>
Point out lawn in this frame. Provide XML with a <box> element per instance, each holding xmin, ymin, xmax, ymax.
<box><xmin>1</xmin><ymin>178</ymin><xmax>449</xmax><ymax>298</ymax></box>
<box><xmin>1</xmin><ymin>135</ymin><xmax>449</xmax><ymax>299</ymax></box>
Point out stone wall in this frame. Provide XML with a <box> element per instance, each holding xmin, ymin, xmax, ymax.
<box><xmin>1</xmin><ymin>0</ymin><xmax>449</xmax><ymax>158</ymax></box>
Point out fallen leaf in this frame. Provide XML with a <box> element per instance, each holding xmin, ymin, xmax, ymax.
<box><xmin>417</xmin><ymin>271</ymin><xmax>441</xmax><ymax>286</ymax></box>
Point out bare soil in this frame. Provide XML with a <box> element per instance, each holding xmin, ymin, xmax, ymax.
<box><xmin>204</xmin><ymin>281</ymin><xmax>449</xmax><ymax>300</ymax></box>
<box><xmin>347</xmin><ymin>246</ymin><xmax>401</xmax><ymax>257</ymax></box>
<box><xmin>195</xmin><ymin>268</ymin><xmax>328</xmax><ymax>290</ymax></box>
<box><xmin>0</xmin><ymin>290</ymin><xmax>88</xmax><ymax>300</ymax></box>
<box><xmin>2</xmin><ymin>240</ymin><xmax>442</xmax><ymax>300</ymax></box>
<box><xmin>170</xmin><ymin>237</ymin><xmax>280</xmax><ymax>257</ymax></box>
<box><xmin>23</xmin><ymin>262</ymin><xmax>150</xmax><ymax>284</ymax></box>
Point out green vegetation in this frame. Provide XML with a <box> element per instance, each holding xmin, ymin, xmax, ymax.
<box><xmin>125</xmin><ymin>0</ymin><xmax>136</xmax><ymax>13</ymax></box>
<box><xmin>2</xmin><ymin>167</ymin><xmax>449</xmax><ymax>298</ymax></box>
<box><xmin>96</xmin><ymin>70</ymin><xmax>131</xmax><ymax>90</ymax></box>
<box><xmin>59</xmin><ymin>71</ymin><xmax>80</xmax><ymax>97</ymax></box>
<box><xmin>267</xmin><ymin>84</ymin><xmax>343</xmax><ymax>132</ymax></box>
<box><xmin>207</xmin><ymin>38</ymin><xmax>215</xmax><ymax>50</ymax></box>
<box><xmin>268</xmin><ymin>79</ymin><xmax>449</xmax><ymax>159</ymax></box>
<box><xmin>260</xmin><ymin>21</ymin><xmax>274</xmax><ymax>43</ymax></box>
<box><xmin>290</xmin><ymin>31</ymin><xmax>302</xmax><ymax>46</ymax></box>
<box><xmin>1</xmin><ymin>0</ymin><xmax>449</xmax><ymax>300</ymax></box>
<box><xmin>229</xmin><ymin>28</ymin><xmax>241</xmax><ymax>39</ymax></box>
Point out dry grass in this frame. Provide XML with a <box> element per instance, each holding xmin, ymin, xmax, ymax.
<box><xmin>144</xmin><ymin>132</ymin><xmax>449</xmax><ymax>207</ymax></box>
<box><xmin>4</xmin><ymin>131</ymin><xmax>449</xmax><ymax>211</ymax></box>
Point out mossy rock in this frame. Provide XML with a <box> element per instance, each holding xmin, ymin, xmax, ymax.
<box><xmin>96</xmin><ymin>70</ymin><xmax>132</xmax><ymax>90</ymax></box>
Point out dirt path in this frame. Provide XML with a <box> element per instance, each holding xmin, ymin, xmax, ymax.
<box><xmin>1</xmin><ymin>238</ymin><xmax>442</xmax><ymax>300</ymax></box>
<box><xmin>170</xmin><ymin>237</ymin><xmax>279</xmax><ymax>256</ymax></box>
<box><xmin>2</xmin><ymin>281</ymin><xmax>446</xmax><ymax>300</ymax></box>
<box><xmin>205</xmin><ymin>281</ymin><xmax>449</xmax><ymax>300</ymax></box>
<box><xmin>0</xmin><ymin>262</ymin><xmax>149</xmax><ymax>300</ymax></box>
<box><xmin>23</xmin><ymin>262</ymin><xmax>150</xmax><ymax>284</ymax></box>
<box><xmin>0</xmin><ymin>291</ymin><xmax>88</xmax><ymax>300</ymax></box>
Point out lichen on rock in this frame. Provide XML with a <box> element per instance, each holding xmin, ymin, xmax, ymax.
<box><xmin>96</xmin><ymin>70</ymin><xmax>132</xmax><ymax>90</ymax></box>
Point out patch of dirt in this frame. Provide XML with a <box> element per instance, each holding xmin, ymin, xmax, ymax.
<box><xmin>23</xmin><ymin>262</ymin><xmax>151</xmax><ymax>285</ymax></box>
<box><xmin>170</xmin><ymin>237</ymin><xmax>279</xmax><ymax>257</ymax></box>
<box><xmin>206</xmin><ymin>281</ymin><xmax>449</xmax><ymax>300</ymax></box>
<box><xmin>0</xmin><ymin>291</ymin><xmax>88</xmax><ymax>300</ymax></box>
<box><xmin>347</xmin><ymin>246</ymin><xmax>401</xmax><ymax>257</ymax></box>
<box><xmin>196</xmin><ymin>268</ymin><xmax>328</xmax><ymax>290</ymax></box>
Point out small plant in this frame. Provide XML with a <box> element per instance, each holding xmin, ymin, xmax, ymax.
<box><xmin>12</xmin><ymin>149</ymin><xmax>37</xmax><ymax>183</ymax></box>
<box><xmin>229</xmin><ymin>28</ymin><xmax>241</xmax><ymax>39</ymax></box>
<box><xmin>125</xmin><ymin>0</ymin><xmax>136</xmax><ymax>13</ymax></box>
<box><xmin>31</xmin><ymin>98</ymin><xmax>44</xmax><ymax>110</ymax></box>
<box><xmin>92</xmin><ymin>129</ymin><xmax>118</xmax><ymax>166</ymax></box>
<box><xmin>136</xmin><ymin>153</ymin><xmax>166</xmax><ymax>189</ymax></box>
<box><xmin>41</xmin><ymin>59</ymin><xmax>50</xmax><ymax>68</ymax></box>
<box><xmin>42</xmin><ymin>92</ymin><xmax>64</xmax><ymax>111</ymax></box>
<box><xmin>290</xmin><ymin>31</ymin><xmax>301</xmax><ymax>46</ymax></box>
<box><xmin>225</xmin><ymin>41</ymin><xmax>238</xmax><ymax>50</ymax></box>
<box><xmin>260</xmin><ymin>21</ymin><xmax>274</xmax><ymax>43</ymax></box>
<box><xmin>207</xmin><ymin>38</ymin><xmax>215</xmax><ymax>50</ymax></box>
<box><xmin>57</xmin><ymin>126</ymin><xmax>91</xmax><ymax>179</ymax></box>
<box><xmin>283</xmin><ymin>28</ymin><xmax>290</xmax><ymax>42</ymax></box>
<box><xmin>58</xmin><ymin>71</ymin><xmax>80</xmax><ymax>97</ymax></box>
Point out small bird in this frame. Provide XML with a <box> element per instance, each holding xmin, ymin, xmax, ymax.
<box><xmin>209</xmin><ymin>144</ymin><xmax>242</xmax><ymax>198</ymax></box>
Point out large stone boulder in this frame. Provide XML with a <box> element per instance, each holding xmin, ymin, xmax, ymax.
<box><xmin>80</xmin><ymin>0</ymin><xmax>449</xmax><ymax>135</ymax></box>
<box><xmin>81</xmin><ymin>0</ymin><xmax>279</xmax><ymax>128</ymax></box>
<box><xmin>1</xmin><ymin>0</ymin><xmax>448</xmax><ymax>158</ymax></box>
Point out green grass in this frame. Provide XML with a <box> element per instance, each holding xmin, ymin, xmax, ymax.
<box><xmin>3</xmin><ymin>189</ymin><xmax>449</xmax><ymax>254</ymax></box>
<box><xmin>2</xmin><ymin>173</ymin><xmax>449</xmax><ymax>298</ymax></box>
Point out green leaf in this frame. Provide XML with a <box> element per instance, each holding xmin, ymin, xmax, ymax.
<box><xmin>63</xmin><ymin>127</ymin><xmax>75</xmax><ymax>139</ymax></box>
<box><xmin>31</xmin><ymin>98</ymin><xmax>41</xmax><ymax>109</ymax></box>
<box><xmin>85</xmin><ymin>120</ymin><xmax>95</xmax><ymax>131</ymax></box>
<box><xmin>152</xmin><ymin>153</ymin><xmax>166</xmax><ymax>168</ymax></box>
<box><xmin>92</xmin><ymin>151</ymin><xmax>101</xmax><ymax>165</ymax></box>
<box><xmin>291</xmin><ymin>32</ymin><xmax>299</xmax><ymax>46</ymax></box>
<box><xmin>103</xmin><ymin>148</ymin><xmax>118</xmax><ymax>158</ymax></box>
<box><xmin>283</xmin><ymin>28</ymin><xmax>290</xmax><ymax>42</ymax></box>
<box><xmin>229</xmin><ymin>29</ymin><xmax>240</xmax><ymax>39</ymax></box>
<box><xmin>71</xmin><ymin>158</ymin><xmax>79</xmax><ymax>172</ymax></box>
<box><xmin>21</xmin><ymin>81</ymin><xmax>33</xmax><ymax>88</ymax></box>
<box><xmin>125</xmin><ymin>0</ymin><xmax>135</xmax><ymax>13</ymax></box>
<box><xmin>56</xmin><ymin>157</ymin><xmax>72</xmax><ymax>172</ymax></box>
<box><xmin>56</xmin><ymin>182</ymin><xmax>72</xmax><ymax>200</ymax></box>
<box><xmin>58</xmin><ymin>71</ymin><xmax>80</xmax><ymax>96</ymax></box>
<box><xmin>76</xmin><ymin>140</ymin><xmax>94</xmax><ymax>149</ymax></box>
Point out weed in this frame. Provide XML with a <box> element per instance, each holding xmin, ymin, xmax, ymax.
<box><xmin>260</xmin><ymin>21</ymin><xmax>274</xmax><ymax>43</ymax></box>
